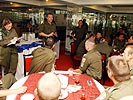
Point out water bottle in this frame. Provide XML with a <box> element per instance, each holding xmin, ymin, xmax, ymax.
<box><xmin>0</xmin><ymin>32</ymin><xmax>2</xmax><ymax>41</ymax></box>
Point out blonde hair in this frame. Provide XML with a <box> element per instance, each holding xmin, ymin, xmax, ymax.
<box><xmin>37</xmin><ymin>72</ymin><xmax>61</xmax><ymax>100</ymax></box>
<box><xmin>125</xmin><ymin>45</ymin><xmax>133</xmax><ymax>55</ymax></box>
<box><xmin>85</xmin><ymin>39</ymin><xmax>95</xmax><ymax>51</ymax></box>
<box><xmin>107</xmin><ymin>56</ymin><xmax>130</xmax><ymax>82</ymax></box>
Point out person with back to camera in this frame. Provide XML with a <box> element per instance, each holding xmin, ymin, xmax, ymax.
<box><xmin>74</xmin><ymin>39</ymin><xmax>102</xmax><ymax>81</ymax></box>
<box><xmin>95</xmin><ymin>37</ymin><xmax>113</xmax><ymax>58</ymax></box>
<box><xmin>28</xmin><ymin>37</ymin><xmax>56</xmax><ymax>74</ymax></box>
<box><xmin>76</xmin><ymin>33</ymin><xmax>95</xmax><ymax>58</ymax></box>
<box><xmin>0</xmin><ymin>18</ymin><xmax>19</xmax><ymax>75</ymax></box>
<box><xmin>96</xmin><ymin>55</ymin><xmax>133</xmax><ymax>100</ymax></box>
<box><xmin>37</xmin><ymin>72</ymin><xmax>61</xmax><ymax>100</ymax></box>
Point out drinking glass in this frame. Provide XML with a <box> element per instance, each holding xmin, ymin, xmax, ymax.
<box><xmin>68</xmin><ymin>68</ymin><xmax>73</xmax><ymax>76</ymax></box>
<box><xmin>74</xmin><ymin>74</ymin><xmax>81</xmax><ymax>85</ymax></box>
<box><xmin>80</xmin><ymin>87</ymin><xmax>86</xmax><ymax>100</ymax></box>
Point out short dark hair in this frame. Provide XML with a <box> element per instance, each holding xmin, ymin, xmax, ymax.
<box><xmin>127</xmin><ymin>34</ymin><xmax>133</xmax><ymax>39</ymax></box>
<box><xmin>44</xmin><ymin>37</ymin><xmax>55</xmax><ymax>48</ymax></box>
<box><xmin>46</xmin><ymin>13</ymin><xmax>53</xmax><ymax>17</ymax></box>
<box><xmin>88</xmin><ymin>33</ymin><xmax>95</xmax><ymax>38</ymax></box>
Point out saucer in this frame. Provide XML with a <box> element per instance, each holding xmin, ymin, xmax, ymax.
<box><xmin>21</xmin><ymin>93</ymin><xmax>34</xmax><ymax>100</ymax></box>
<box><xmin>59</xmin><ymin>89</ymin><xmax>68</xmax><ymax>99</ymax></box>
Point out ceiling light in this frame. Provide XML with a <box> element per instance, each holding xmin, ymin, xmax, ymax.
<box><xmin>46</xmin><ymin>0</ymin><xmax>48</xmax><ymax>2</ymax></box>
<box><xmin>10</xmin><ymin>2</ymin><xmax>13</xmax><ymax>5</ymax></box>
<box><xmin>28</xmin><ymin>8</ymin><xmax>32</xmax><ymax>11</ymax></box>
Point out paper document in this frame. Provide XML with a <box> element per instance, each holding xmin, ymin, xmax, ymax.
<box><xmin>7</xmin><ymin>37</ymin><xmax>22</xmax><ymax>46</ymax></box>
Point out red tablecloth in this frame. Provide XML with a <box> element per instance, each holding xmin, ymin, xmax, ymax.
<box><xmin>16</xmin><ymin>73</ymin><xmax>100</xmax><ymax>100</ymax></box>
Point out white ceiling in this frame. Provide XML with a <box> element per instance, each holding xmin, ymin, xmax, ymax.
<box><xmin>0</xmin><ymin>0</ymin><xmax>133</xmax><ymax>13</ymax></box>
<box><xmin>60</xmin><ymin>0</ymin><xmax>133</xmax><ymax>5</ymax></box>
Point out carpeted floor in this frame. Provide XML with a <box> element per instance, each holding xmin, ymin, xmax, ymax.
<box><xmin>56</xmin><ymin>51</ymin><xmax>73</xmax><ymax>70</ymax></box>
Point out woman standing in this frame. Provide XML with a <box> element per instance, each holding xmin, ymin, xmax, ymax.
<box><xmin>0</xmin><ymin>18</ymin><xmax>19</xmax><ymax>75</ymax></box>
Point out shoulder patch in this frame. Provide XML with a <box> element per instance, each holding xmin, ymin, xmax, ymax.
<box><xmin>80</xmin><ymin>58</ymin><xmax>86</xmax><ymax>67</ymax></box>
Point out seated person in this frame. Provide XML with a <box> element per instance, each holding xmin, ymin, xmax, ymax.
<box><xmin>112</xmin><ymin>33</ymin><xmax>126</xmax><ymax>53</ymax></box>
<box><xmin>127</xmin><ymin>34</ymin><xmax>133</xmax><ymax>45</ymax></box>
<box><xmin>76</xmin><ymin>33</ymin><xmax>95</xmax><ymax>58</ymax></box>
<box><xmin>123</xmin><ymin>45</ymin><xmax>133</xmax><ymax>76</ymax></box>
<box><xmin>96</xmin><ymin>55</ymin><xmax>133</xmax><ymax>100</ymax></box>
<box><xmin>37</xmin><ymin>72</ymin><xmax>61</xmax><ymax>100</ymax></box>
<box><xmin>95</xmin><ymin>38</ymin><xmax>113</xmax><ymax>58</ymax></box>
<box><xmin>74</xmin><ymin>40</ymin><xmax>102</xmax><ymax>81</ymax></box>
<box><xmin>28</xmin><ymin>37</ymin><xmax>56</xmax><ymax>74</ymax></box>
<box><xmin>1</xmin><ymin>73</ymin><xmax>16</xmax><ymax>89</ymax></box>
<box><xmin>95</xmin><ymin>31</ymin><xmax>103</xmax><ymax>44</ymax></box>
<box><xmin>0</xmin><ymin>73</ymin><xmax>27</xmax><ymax>99</ymax></box>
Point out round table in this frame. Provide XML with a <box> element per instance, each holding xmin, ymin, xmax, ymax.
<box><xmin>7</xmin><ymin>71</ymin><xmax>105</xmax><ymax>100</ymax></box>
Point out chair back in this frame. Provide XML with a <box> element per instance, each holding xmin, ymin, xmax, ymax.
<box><xmin>100</xmin><ymin>53</ymin><xmax>110</xmax><ymax>84</ymax></box>
<box><xmin>101</xmin><ymin>53</ymin><xmax>106</xmax><ymax>69</ymax></box>
<box><xmin>23</xmin><ymin>54</ymin><xmax>33</xmax><ymax>76</ymax></box>
<box><xmin>70</xmin><ymin>42</ymin><xmax>76</xmax><ymax>57</ymax></box>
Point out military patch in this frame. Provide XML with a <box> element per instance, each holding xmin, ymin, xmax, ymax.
<box><xmin>0</xmin><ymin>80</ymin><xmax>3</xmax><ymax>85</ymax></box>
<box><xmin>80</xmin><ymin>57</ymin><xmax>86</xmax><ymax>67</ymax></box>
